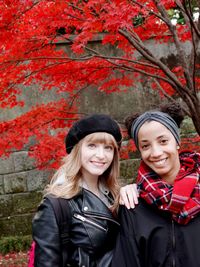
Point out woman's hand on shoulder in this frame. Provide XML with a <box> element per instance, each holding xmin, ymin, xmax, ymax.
<box><xmin>119</xmin><ymin>184</ymin><xmax>139</xmax><ymax>209</ymax></box>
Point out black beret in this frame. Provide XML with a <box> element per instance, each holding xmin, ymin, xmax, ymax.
<box><xmin>65</xmin><ymin>114</ymin><xmax>122</xmax><ymax>154</ymax></box>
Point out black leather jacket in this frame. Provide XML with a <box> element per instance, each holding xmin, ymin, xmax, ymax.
<box><xmin>32</xmin><ymin>188</ymin><xmax>119</xmax><ymax>267</ymax></box>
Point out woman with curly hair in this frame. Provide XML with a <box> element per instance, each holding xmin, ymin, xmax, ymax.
<box><xmin>112</xmin><ymin>102</ymin><xmax>200</xmax><ymax>267</ymax></box>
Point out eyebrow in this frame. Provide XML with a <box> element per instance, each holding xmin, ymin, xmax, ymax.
<box><xmin>140</xmin><ymin>134</ymin><xmax>169</xmax><ymax>143</ymax></box>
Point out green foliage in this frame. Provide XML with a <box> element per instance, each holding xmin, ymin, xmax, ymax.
<box><xmin>133</xmin><ymin>14</ymin><xmax>145</xmax><ymax>27</ymax></box>
<box><xmin>168</xmin><ymin>3</ymin><xmax>199</xmax><ymax>25</ymax></box>
<box><xmin>0</xmin><ymin>235</ymin><xmax>32</xmax><ymax>255</ymax></box>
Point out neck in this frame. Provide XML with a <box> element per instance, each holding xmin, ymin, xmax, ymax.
<box><xmin>82</xmin><ymin>175</ymin><xmax>100</xmax><ymax>196</ymax></box>
<box><xmin>161</xmin><ymin>161</ymin><xmax>181</xmax><ymax>185</ymax></box>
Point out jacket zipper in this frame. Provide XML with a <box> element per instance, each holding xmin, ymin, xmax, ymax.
<box><xmin>74</xmin><ymin>213</ymin><xmax>107</xmax><ymax>232</ymax></box>
<box><xmin>69</xmin><ymin>197</ymin><xmax>119</xmax><ymax>226</ymax></box>
<box><xmin>85</xmin><ymin>214</ymin><xmax>120</xmax><ymax>226</ymax></box>
<box><xmin>171</xmin><ymin>220</ymin><xmax>176</xmax><ymax>267</ymax></box>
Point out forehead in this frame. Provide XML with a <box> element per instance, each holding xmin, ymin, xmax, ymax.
<box><xmin>138</xmin><ymin>121</ymin><xmax>174</xmax><ymax>141</ymax></box>
<box><xmin>84</xmin><ymin>132</ymin><xmax>115</xmax><ymax>144</ymax></box>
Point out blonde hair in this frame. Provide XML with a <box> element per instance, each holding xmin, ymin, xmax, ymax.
<box><xmin>44</xmin><ymin>132</ymin><xmax>120</xmax><ymax>203</ymax></box>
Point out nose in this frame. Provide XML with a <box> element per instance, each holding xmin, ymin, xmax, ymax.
<box><xmin>150</xmin><ymin>144</ymin><xmax>162</xmax><ymax>158</ymax></box>
<box><xmin>95</xmin><ymin>145</ymin><xmax>105</xmax><ymax>158</ymax></box>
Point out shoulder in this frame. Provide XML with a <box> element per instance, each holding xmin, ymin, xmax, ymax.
<box><xmin>32</xmin><ymin>197</ymin><xmax>61</xmax><ymax>239</ymax></box>
<box><xmin>33</xmin><ymin>196</ymin><xmax>57</xmax><ymax>222</ymax></box>
<box><xmin>118</xmin><ymin>201</ymin><xmax>172</xmax><ymax>238</ymax></box>
<box><xmin>37</xmin><ymin>195</ymin><xmax>60</xmax><ymax>210</ymax></box>
<box><xmin>119</xmin><ymin>199</ymin><xmax>171</xmax><ymax>223</ymax></box>
<box><xmin>119</xmin><ymin>199</ymin><xmax>149</xmax><ymax>216</ymax></box>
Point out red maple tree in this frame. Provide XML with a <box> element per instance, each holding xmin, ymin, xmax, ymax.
<box><xmin>0</xmin><ymin>0</ymin><xmax>200</xmax><ymax>168</ymax></box>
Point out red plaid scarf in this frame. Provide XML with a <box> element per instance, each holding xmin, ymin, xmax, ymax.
<box><xmin>137</xmin><ymin>151</ymin><xmax>200</xmax><ymax>225</ymax></box>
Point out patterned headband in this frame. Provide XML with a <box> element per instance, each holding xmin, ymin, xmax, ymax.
<box><xmin>131</xmin><ymin>111</ymin><xmax>180</xmax><ymax>149</ymax></box>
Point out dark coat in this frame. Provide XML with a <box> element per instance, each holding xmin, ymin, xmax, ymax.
<box><xmin>32</xmin><ymin>188</ymin><xmax>119</xmax><ymax>267</ymax></box>
<box><xmin>112</xmin><ymin>199</ymin><xmax>200</xmax><ymax>267</ymax></box>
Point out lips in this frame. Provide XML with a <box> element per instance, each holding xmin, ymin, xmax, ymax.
<box><xmin>90</xmin><ymin>161</ymin><xmax>105</xmax><ymax>167</ymax></box>
<box><xmin>151</xmin><ymin>158</ymin><xmax>167</xmax><ymax>167</ymax></box>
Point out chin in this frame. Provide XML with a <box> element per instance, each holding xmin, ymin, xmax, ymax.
<box><xmin>90</xmin><ymin>170</ymin><xmax>105</xmax><ymax>176</ymax></box>
<box><xmin>151</xmin><ymin>167</ymin><xmax>168</xmax><ymax>175</ymax></box>
<box><xmin>156</xmin><ymin>169</ymin><xmax>169</xmax><ymax>177</ymax></box>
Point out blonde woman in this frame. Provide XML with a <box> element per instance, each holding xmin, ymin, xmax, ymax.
<box><xmin>32</xmin><ymin>114</ymin><xmax>122</xmax><ymax>267</ymax></box>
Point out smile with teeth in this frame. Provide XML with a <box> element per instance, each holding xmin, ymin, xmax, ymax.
<box><xmin>91</xmin><ymin>161</ymin><xmax>105</xmax><ymax>167</ymax></box>
<box><xmin>151</xmin><ymin>158</ymin><xmax>167</xmax><ymax>167</ymax></box>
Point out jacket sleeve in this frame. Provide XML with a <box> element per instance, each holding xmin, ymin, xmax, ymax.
<box><xmin>111</xmin><ymin>206</ymin><xmax>141</xmax><ymax>267</ymax></box>
<box><xmin>32</xmin><ymin>198</ymin><xmax>64</xmax><ymax>267</ymax></box>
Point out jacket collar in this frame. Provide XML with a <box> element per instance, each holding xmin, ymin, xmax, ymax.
<box><xmin>80</xmin><ymin>188</ymin><xmax>114</xmax><ymax>220</ymax></box>
<box><xmin>81</xmin><ymin>180</ymin><xmax>110</xmax><ymax>195</ymax></box>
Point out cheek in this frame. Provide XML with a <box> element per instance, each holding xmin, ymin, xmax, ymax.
<box><xmin>167</xmin><ymin>144</ymin><xmax>178</xmax><ymax>155</ymax></box>
<box><xmin>107</xmin><ymin>151</ymin><xmax>114</xmax><ymax>162</ymax></box>
<box><xmin>140</xmin><ymin>150</ymin><xmax>148</xmax><ymax>160</ymax></box>
<box><xmin>81</xmin><ymin>148</ymin><xmax>90</xmax><ymax>162</ymax></box>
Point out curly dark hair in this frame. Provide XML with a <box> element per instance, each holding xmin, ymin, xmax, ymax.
<box><xmin>159</xmin><ymin>102</ymin><xmax>185</xmax><ymax>128</ymax></box>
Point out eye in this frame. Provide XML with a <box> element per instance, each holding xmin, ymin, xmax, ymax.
<box><xmin>141</xmin><ymin>144</ymin><xmax>150</xmax><ymax>150</ymax></box>
<box><xmin>87</xmin><ymin>143</ymin><xmax>96</xmax><ymax>148</ymax></box>
<box><xmin>104</xmin><ymin>145</ymin><xmax>114</xmax><ymax>151</ymax></box>
<box><xmin>160</xmin><ymin>139</ymin><xmax>168</xmax><ymax>145</ymax></box>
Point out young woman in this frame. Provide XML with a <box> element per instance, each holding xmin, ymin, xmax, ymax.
<box><xmin>32</xmin><ymin>114</ymin><xmax>122</xmax><ymax>267</ymax></box>
<box><xmin>112</xmin><ymin>103</ymin><xmax>200</xmax><ymax>267</ymax></box>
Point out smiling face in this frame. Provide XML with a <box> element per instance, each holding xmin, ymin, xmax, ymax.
<box><xmin>138</xmin><ymin>121</ymin><xmax>180</xmax><ymax>184</ymax></box>
<box><xmin>80</xmin><ymin>133</ymin><xmax>115</xmax><ymax>181</ymax></box>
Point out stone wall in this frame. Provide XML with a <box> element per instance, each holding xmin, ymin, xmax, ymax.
<box><xmin>0</xmin><ymin>152</ymin><xmax>52</xmax><ymax>237</ymax></box>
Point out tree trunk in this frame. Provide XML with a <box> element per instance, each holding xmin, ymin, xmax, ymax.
<box><xmin>187</xmin><ymin>97</ymin><xmax>200</xmax><ymax>136</ymax></box>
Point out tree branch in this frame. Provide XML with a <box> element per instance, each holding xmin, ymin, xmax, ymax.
<box><xmin>153</xmin><ymin>0</ymin><xmax>195</xmax><ymax>93</ymax></box>
<box><xmin>118</xmin><ymin>28</ymin><xmax>190</xmax><ymax>95</ymax></box>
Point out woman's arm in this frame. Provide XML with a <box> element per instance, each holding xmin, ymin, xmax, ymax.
<box><xmin>111</xmin><ymin>206</ymin><xmax>141</xmax><ymax>267</ymax></box>
<box><xmin>119</xmin><ymin>184</ymin><xmax>139</xmax><ymax>209</ymax></box>
<box><xmin>32</xmin><ymin>198</ymin><xmax>63</xmax><ymax>267</ymax></box>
